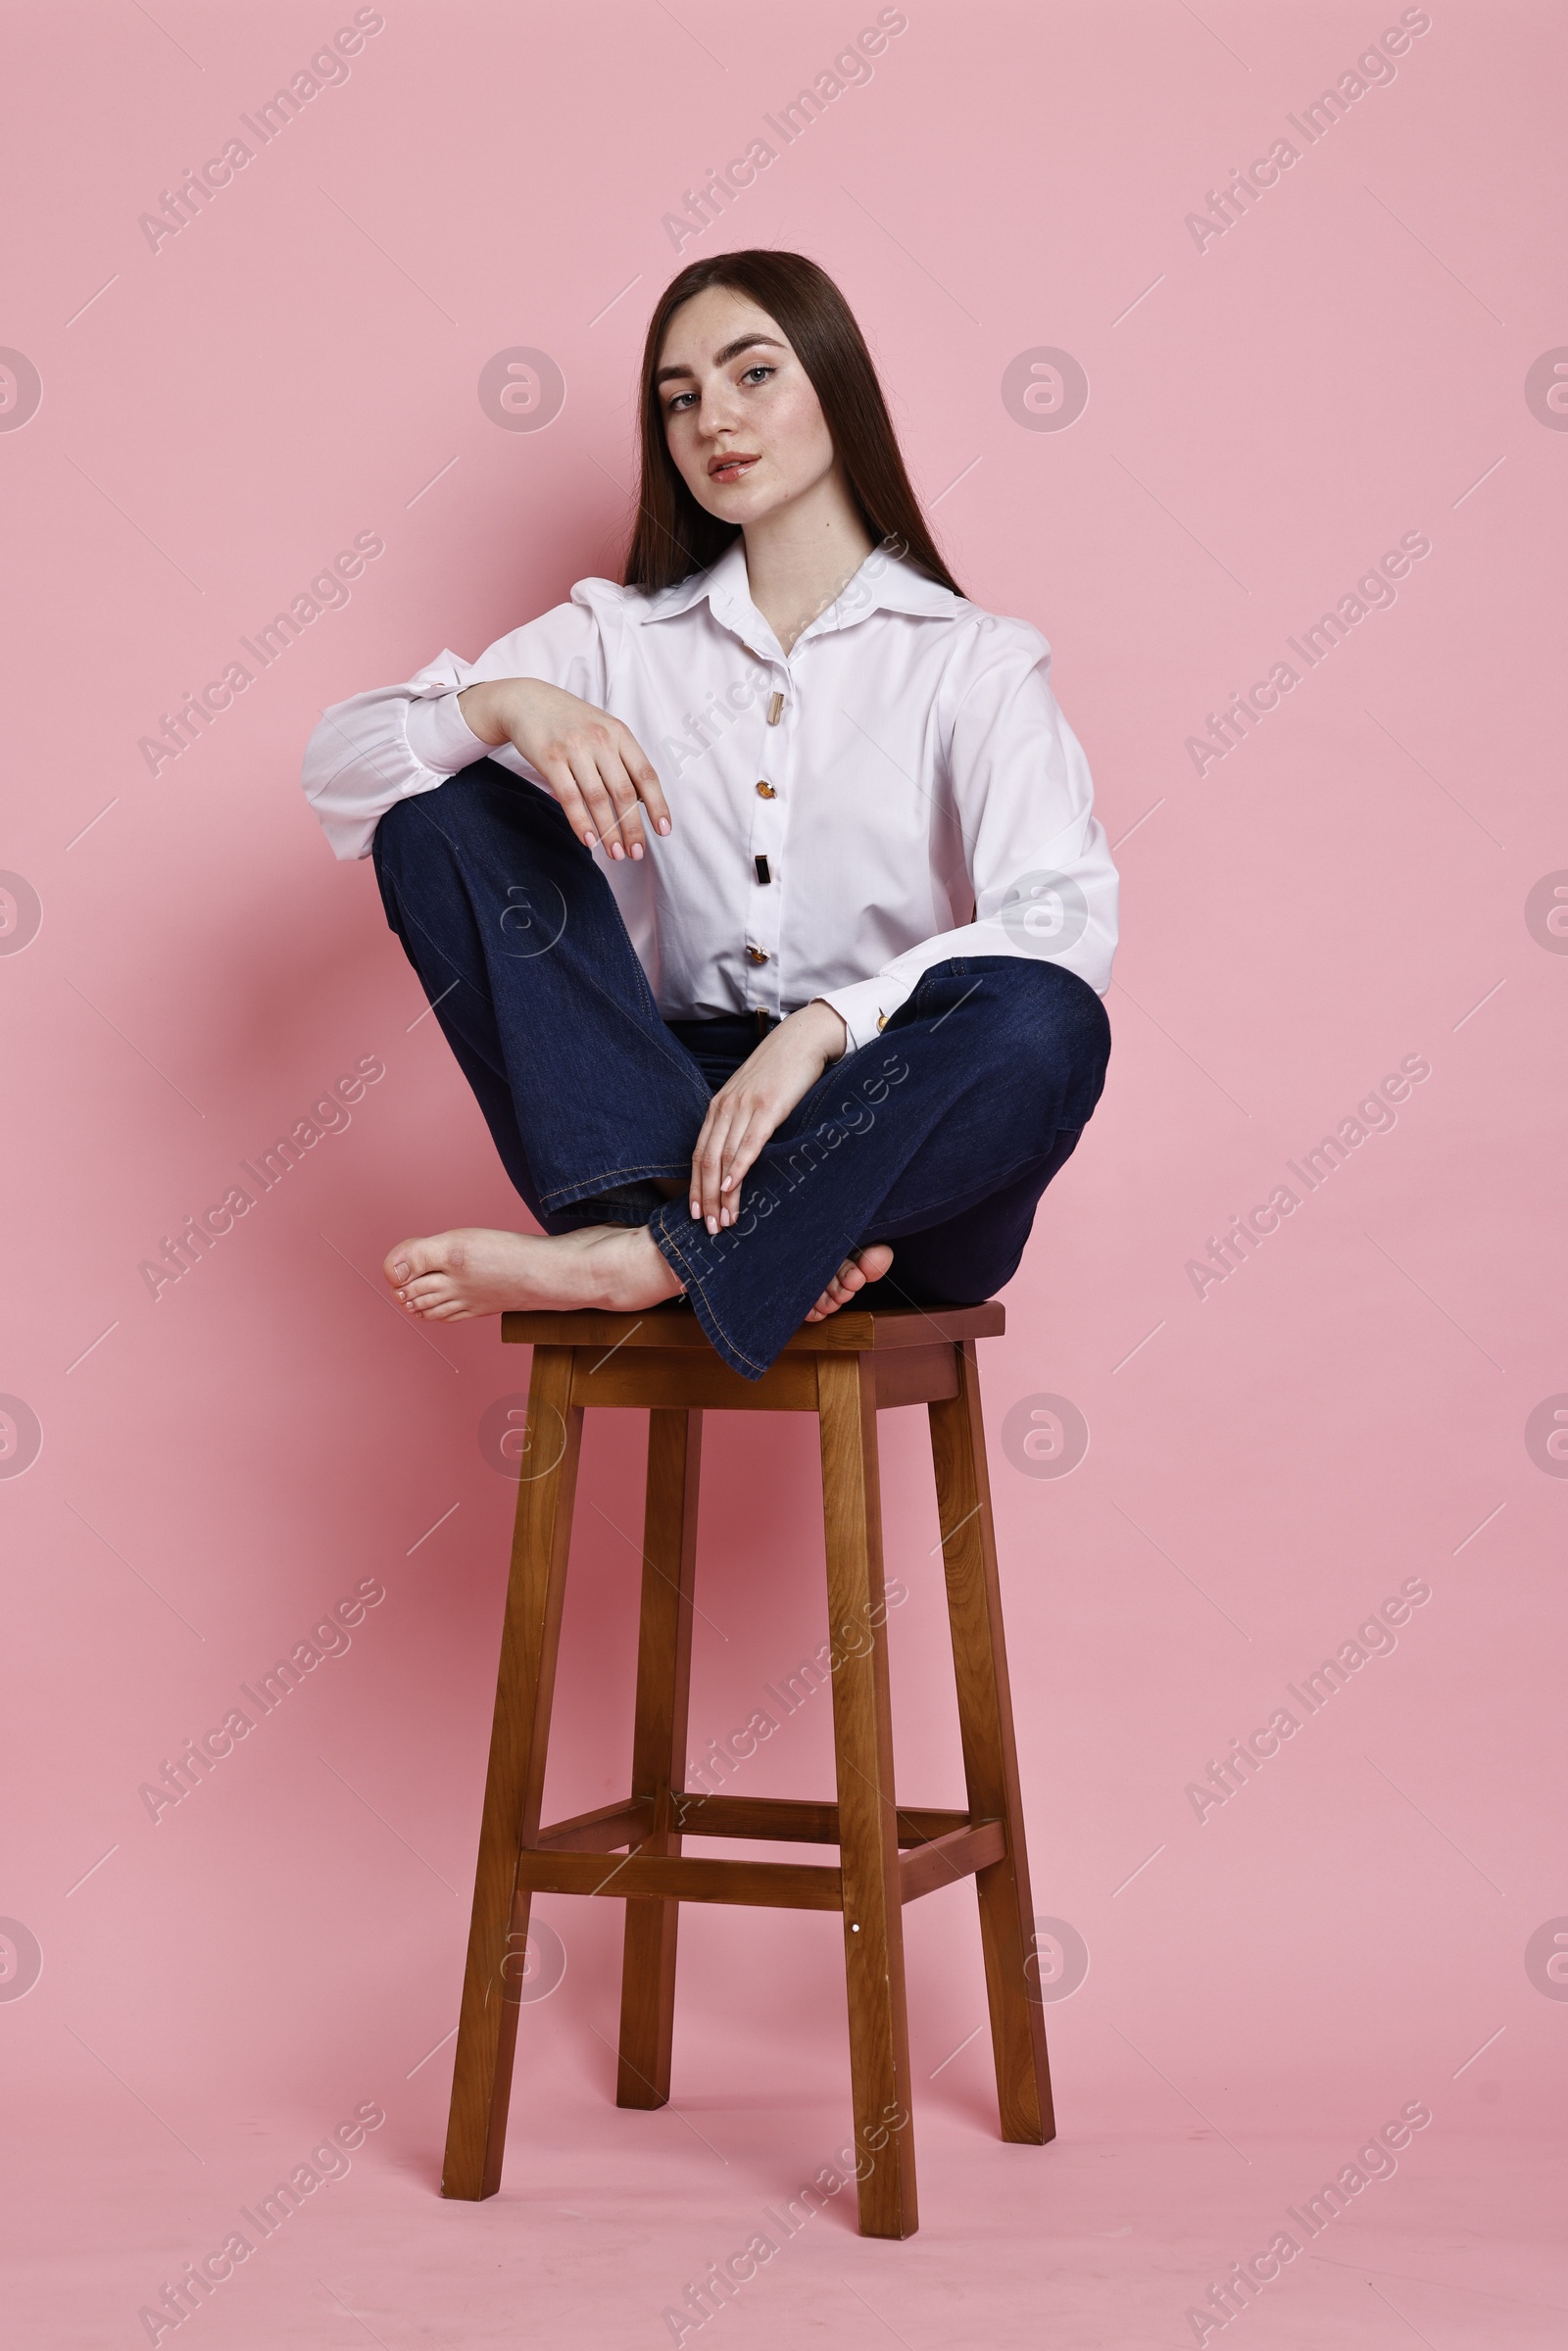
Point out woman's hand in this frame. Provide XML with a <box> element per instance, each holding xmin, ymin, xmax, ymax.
<box><xmin>690</xmin><ymin>1001</ymin><xmax>850</xmax><ymax>1232</ymax></box>
<box><xmin>458</xmin><ymin>677</ymin><xmax>670</xmax><ymax>860</ymax></box>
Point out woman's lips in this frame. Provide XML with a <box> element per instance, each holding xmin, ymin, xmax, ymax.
<box><xmin>709</xmin><ymin>454</ymin><xmax>760</xmax><ymax>482</ymax></box>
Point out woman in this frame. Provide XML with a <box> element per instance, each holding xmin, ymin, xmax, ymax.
<box><xmin>303</xmin><ymin>250</ymin><xmax>1116</xmax><ymax>1381</ymax></box>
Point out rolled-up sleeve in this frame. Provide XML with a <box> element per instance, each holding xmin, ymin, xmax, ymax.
<box><xmin>301</xmin><ymin>592</ymin><xmax>610</xmax><ymax>860</ymax></box>
<box><xmin>817</xmin><ymin>617</ymin><xmax>1118</xmax><ymax>1054</ymax></box>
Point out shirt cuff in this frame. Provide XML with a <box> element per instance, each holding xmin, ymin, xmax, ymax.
<box><xmin>815</xmin><ymin>976</ymin><xmax>914</xmax><ymax>1058</ymax></box>
<box><xmin>404</xmin><ymin>689</ymin><xmax>493</xmax><ymax>777</ymax></box>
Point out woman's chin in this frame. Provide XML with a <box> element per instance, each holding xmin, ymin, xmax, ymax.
<box><xmin>689</xmin><ymin>477</ymin><xmax>783</xmax><ymax>526</ymax></box>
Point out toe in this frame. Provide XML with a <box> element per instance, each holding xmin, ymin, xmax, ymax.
<box><xmin>807</xmin><ymin>1247</ymin><xmax>894</xmax><ymax>1325</ymax></box>
<box><xmin>384</xmin><ymin>1234</ymin><xmax>446</xmax><ymax>1288</ymax></box>
<box><xmin>401</xmin><ymin>1273</ymin><xmax>453</xmax><ymax>1313</ymax></box>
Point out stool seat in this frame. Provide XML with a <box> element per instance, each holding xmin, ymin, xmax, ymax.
<box><xmin>441</xmin><ymin>1299</ymin><xmax>1054</xmax><ymax>2239</ymax></box>
<box><xmin>499</xmin><ymin>1298</ymin><xmax>1006</xmax><ymax>1348</ymax></box>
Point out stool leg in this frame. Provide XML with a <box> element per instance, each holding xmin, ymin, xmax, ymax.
<box><xmin>442</xmin><ymin>1345</ymin><xmax>583</xmax><ymax>2200</ymax></box>
<box><xmin>816</xmin><ymin>1351</ymin><xmax>918</xmax><ymax>2239</ymax></box>
<box><xmin>616</xmin><ymin>1406</ymin><xmax>704</xmax><ymax>2108</ymax></box>
<box><xmin>928</xmin><ymin>1340</ymin><xmax>1054</xmax><ymax>2145</ymax></box>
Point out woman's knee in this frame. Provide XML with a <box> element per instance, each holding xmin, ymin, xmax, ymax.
<box><xmin>964</xmin><ymin>959</ymin><xmax>1110</xmax><ymax>1092</ymax></box>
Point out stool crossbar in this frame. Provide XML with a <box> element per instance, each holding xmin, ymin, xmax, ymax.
<box><xmin>440</xmin><ymin>1300</ymin><xmax>1054</xmax><ymax>2238</ymax></box>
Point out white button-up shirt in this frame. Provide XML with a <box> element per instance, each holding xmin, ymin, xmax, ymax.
<box><xmin>302</xmin><ymin>540</ymin><xmax>1117</xmax><ymax>1053</ymax></box>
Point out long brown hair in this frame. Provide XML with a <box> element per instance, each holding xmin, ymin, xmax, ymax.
<box><xmin>623</xmin><ymin>250</ymin><xmax>963</xmax><ymax>599</ymax></box>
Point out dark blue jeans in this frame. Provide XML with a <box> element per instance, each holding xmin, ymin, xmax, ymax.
<box><xmin>371</xmin><ymin>762</ymin><xmax>1110</xmax><ymax>1380</ymax></box>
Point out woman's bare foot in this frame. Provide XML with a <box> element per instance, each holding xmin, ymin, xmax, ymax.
<box><xmin>804</xmin><ymin>1243</ymin><xmax>894</xmax><ymax>1321</ymax></box>
<box><xmin>383</xmin><ymin>1224</ymin><xmax>684</xmax><ymax>1322</ymax></box>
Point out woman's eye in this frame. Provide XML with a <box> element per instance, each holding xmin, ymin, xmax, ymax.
<box><xmin>741</xmin><ymin>366</ymin><xmax>774</xmax><ymax>386</ymax></box>
<box><xmin>666</xmin><ymin>391</ymin><xmax>696</xmax><ymax>413</ymax></box>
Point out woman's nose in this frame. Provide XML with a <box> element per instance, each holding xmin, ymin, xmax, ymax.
<box><xmin>700</xmin><ymin>388</ymin><xmax>741</xmax><ymax>433</ymax></box>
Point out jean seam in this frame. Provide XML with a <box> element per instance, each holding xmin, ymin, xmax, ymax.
<box><xmin>540</xmin><ymin>1160</ymin><xmax>691</xmax><ymax>1206</ymax></box>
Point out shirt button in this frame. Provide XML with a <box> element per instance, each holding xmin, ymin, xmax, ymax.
<box><xmin>746</xmin><ymin>945</ymin><xmax>770</xmax><ymax>965</ymax></box>
<box><xmin>755</xmin><ymin>780</ymin><xmax>776</xmax><ymax>799</ymax></box>
<box><xmin>766</xmin><ymin>692</ymin><xmax>785</xmax><ymax>725</ymax></box>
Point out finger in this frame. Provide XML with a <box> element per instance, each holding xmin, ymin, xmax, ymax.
<box><xmin>716</xmin><ymin>1109</ymin><xmax>774</xmax><ymax>1216</ymax></box>
<box><xmin>688</xmin><ymin>1106</ymin><xmax>721</xmax><ymax>1226</ymax></box>
<box><xmin>696</xmin><ymin>1114</ymin><xmax>735</xmax><ymax>1231</ymax></box>
<box><xmin>564</xmin><ymin>746</ymin><xmax>624</xmax><ymax>857</ymax></box>
<box><xmin>717</xmin><ymin>1105</ymin><xmax>773</xmax><ymax>1196</ymax></box>
<box><xmin>538</xmin><ymin>761</ymin><xmax>594</xmax><ymax>847</ymax></box>
<box><xmin>710</xmin><ymin>1099</ymin><xmax>767</xmax><ymax>1224</ymax></box>
<box><xmin>617</xmin><ymin>729</ymin><xmax>672</xmax><ymax>837</ymax></box>
<box><xmin>693</xmin><ymin>1102</ymin><xmax>741</xmax><ymax>1231</ymax></box>
<box><xmin>591</xmin><ymin>748</ymin><xmax>648</xmax><ymax>860</ymax></box>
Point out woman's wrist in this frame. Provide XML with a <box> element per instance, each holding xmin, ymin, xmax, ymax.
<box><xmin>801</xmin><ymin>999</ymin><xmax>850</xmax><ymax>1063</ymax></box>
<box><xmin>457</xmin><ymin>677</ymin><xmax>528</xmax><ymax>748</ymax></box>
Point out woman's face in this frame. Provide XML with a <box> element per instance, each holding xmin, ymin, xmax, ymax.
<box><xmin>656</xmin><ymin>284</ymin><xmax>839</xmax><ymax>527</ymax></box>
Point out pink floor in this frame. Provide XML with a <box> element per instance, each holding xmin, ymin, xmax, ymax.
<box><xmin>7</xmin><ymin>1946</ymin><xmax>1564</xmax><ymax>2349</ymax></box>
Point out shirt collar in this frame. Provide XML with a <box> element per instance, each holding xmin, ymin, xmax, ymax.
<box><xmin>637</xmin><ymin>538</ymin><xmax>960</xmax><ymax>647</ymax></box>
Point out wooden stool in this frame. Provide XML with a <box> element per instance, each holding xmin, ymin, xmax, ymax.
<box><xmin>440</xmin><ymin>1300</ymin><xmax>1054</xmax><ymax>2238</ymax></box>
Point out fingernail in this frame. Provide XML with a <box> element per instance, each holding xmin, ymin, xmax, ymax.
<box><xmin>658</xmin><ymin>817</ymin><xmax>671</xmax><ymax>835</ymax></box>
<box><xmin>631</xmin><ymin>843</ymin><xmax>643</xmax><ymax>860</ymax></box>
<box><xmin>690</xmin><ymin>1200</ymin><xmax>700</xmax><ymax>1218</ymax></box>
<box><xmin>719</xmin><ymin>1209</ymin><xmax>730</xmax><ymax>1228</ymax></box>
<box><xmin>719</xmin><ymin>1176</ymin><xmax>732</xmax><ymax>1193</ymax></box>
<box><xmin>611</xmin><ymin>842</ymin><xmax>624</xmax><ymax>860</ymax></box>
<box><xmin>707</xmin><ymin>1215</ymin><xmax>717</xmax><ymax>1235</ymax></box>
<box><xmin>583</xmin><ymin>829</ymin><xmax>597</xmax><ymax>848</ymax></box>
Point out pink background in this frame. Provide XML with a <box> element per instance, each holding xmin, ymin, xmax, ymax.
<box><xmin>3</xmin><ymin>3</ymin><xmax>1564</xmax><ymax>2344</ymax></box>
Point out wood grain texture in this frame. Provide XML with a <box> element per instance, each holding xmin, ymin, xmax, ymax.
<box><xmin>571</xmin><ymin>1348</ymin><xmax>817</xmax><ymax>1412</ymax></box>
<box><xmin>531</xmin><ymin>1798</ymin><xmax>653</xmax><ymax>1854</ymax></box>
<box><xmin>897</xmin><ymin>1819</ymin><xmax>1006</xmax><ymax>1903</ymax></box>
<box><xmin>871</xmin><ymin>1343</ymin><xmax>960</xmax><ymax>1411</ymax></box>
<box><xmin>504</xmin><ymin>1301</ymin><xmax>1004</xmax><ymax>1353</ymax></box>
<box><xmin>928</xmin><ymin>1341</ymin><xmax>1054</xmax><ymax>2146</ymax></box>
<box><xmin>616</xmin><ymin>1408</ymin><xmax>702</xmax><ymax>2108</ymax></box>
<box><xmin>441</xmin><ymin>1346</ymin><xmax>582</xmax><ymax>2200</ymax></box>
<box><xmin>514</xmin><ymin>1849</ymin><xmax>845</xmax><ymax>1908</ymax></box>
<box><xmin>816</xmin><ymin>1348</ymin><xmax>919</xmax><ymax>2239</ymax></box>
<box><xmin>670</xmin><ymin>1794</ymin><xmax>970</xmax><ymax>1847</ymax></box>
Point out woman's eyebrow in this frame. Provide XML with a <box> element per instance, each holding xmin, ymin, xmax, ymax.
<box><xmin>654</xmin><ymin>335</ymin><xmax>787</xmax><ymax>386</ymax></box>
